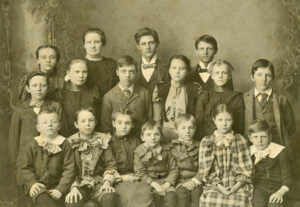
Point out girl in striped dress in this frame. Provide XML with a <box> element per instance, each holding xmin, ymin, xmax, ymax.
<box><xmin>198</xmin><ymin>104</ymin><xmax>253</xmax><ymax>207</ymax></box>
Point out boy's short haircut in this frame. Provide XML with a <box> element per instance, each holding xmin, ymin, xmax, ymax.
<box><xmin>117</xmin><ymin>55</ymin><xmax>137</xmax><ymax>70</ymax></box>
<box><xmin>248</xmin><ymin>120</ymin><xmax>272</xmax><ymax>135</ymax></box>
<box><xmin>251</xmin><ymin>59</ymin><xmax>275</xmax><ymax>79</ymax></box>
<box><xmin>37</xmin><ymin>107</ymin><xmax>60</xmax><ymax>122</ymax></box>
<box><xmin>134</xmin><ymin>27</ymin><xmax>160</xmax><ymax>44</ymax></box>
<box><xmin>174</xmin><ymin>114</ymin><xmax>196</xmax><ymax>129</ymax></box>
<box><xmin>141</xmin><ymin>121</ymin><xmax>162</xmax><ymax>136</ymax></box>
<box><xmin>25</xmin><ymin>71</ymin><xmax>50</xmax><ymax>86</ymax></box>
<box><xmin>82</xmin><ymin>28</ymin><xmax>106</xmax><ymax>46</ymax></box>
<box><xmin>74</xmin><ymin>107</ymin><xmax>96</xmax><ymax>123</ymax></box>
<box><xmin>112</xmin><ymin>107</ymin><xmax>133</xmax><ymax>122</ymax></box>
<box><xmin>194</xmin><ymin>34</ymin><xmax>218</xmax><ymax>51</ymax></box>
<box><xmin>36</xmin><ymin>44</ymin><xmax>61</xmax><ymax>62</ymax></box>
<box><xmin>68</xmin><ymin>58</ymin><xmax>87</xmax><ymax>71</ymax></box>
<box><xmin>208</xmin><ymin>59</ymin><xmax>234</xmax><ymax>75</ymax></box>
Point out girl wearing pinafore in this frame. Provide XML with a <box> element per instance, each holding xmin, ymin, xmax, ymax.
<box><xmin>198</xmin><ymin>104</ymin><xmax>253</xmax><ymax>207</ymax></box>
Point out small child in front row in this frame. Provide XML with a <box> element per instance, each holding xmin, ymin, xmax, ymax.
<box><xmin>249</xmin><ymin>120</ymin><xmax>293</xmax><ymax>207</ymax></box>
<box><xmin>20</xmin><ymin>108</ymin><xmax>75</xmax><ymax>207</ymax></box>
<box><xmin>134</xmin><ymin>121</ymin><xmax>179</xmax><ymax>207</ymax></box>
<box><xmin>170</xmin><ymin>114</ymin><xmax>203</xmax><ymax>207</ymax></box>
<box><xmin>110</xmin><ymin>108</ymin><xmax>153</xmax><ymax>207</ymax></box>
<box><xmin>65</xmin><ymin>107</ymin><xmax>118</xmax><ymax>207</ymax></box>
<box><xmin>198</xmin><ymin>104</ymin><xmax>253</xmax><ymax>207</ymax></box>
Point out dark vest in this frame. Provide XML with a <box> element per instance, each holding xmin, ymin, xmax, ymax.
<box><xmin>254</xmin><ymin>95</ymin><xmax>280</xmax><ymax>143</ymax></box>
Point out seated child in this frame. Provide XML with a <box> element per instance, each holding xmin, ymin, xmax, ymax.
<box><xmin>249</xmin><ymin>120</ymin><xmax>292</xmax><ymax>207</ymax></box>
<box><xmin>196</xmin><ymin>60</ymin><xmax>244</xmax><ymax>139</ymax></box>
<box><xmin>170</xmin><ymin>114</ymin><xmax>203</xmax><ymax>207</ymax></box>
<box><xmin>19</xmin><ymin>108</ymin><xmax>75</xmax><ymax>207</ymax></box>
<box><xmin>61</xmin><ymin>58</ymin><xmax>101</xmax><ymax>136</ymax></box>
<box><xmin>134</xmin><ymin>121</ymin><xmax>179</xmax><ymax>207</ymax></box>
<box><xmin>101</xmin><ymin>55</ymin><xmax>152</xmax><ymax>135</ymax></box>
<box><xmin>65</xmin><ymin>107</ymin><xmax>118</xmax><ymax>207</ymax></box>
<box><xmin>110</xmin><ymin>108</ymin><xmax>153</xmax><ymax>207</ymax></box>
<box><xmin>198</xmin><ymin>104</ymin><xmax>253</xmax><ymax>207</ymax></box>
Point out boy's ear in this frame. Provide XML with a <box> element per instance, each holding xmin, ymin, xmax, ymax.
<box><xmin>36</xmin><ymin>124</ymin><xmax>41</xmax><ymax>133</ymax></box>
<box><xmin>25</xmin><ymin>85</ymin><xmax>30</xmax><ymax>93</ymax></box>
<box><xmin>74</xmin><ymin>121</ymin><xmax>79</xmax><ymax>129</ymax></box>
<box><xmin>250</xmin><ymin>75</ymin><xmax>255</xmax><ymax>82</ymax></box>
<box><xmin>136</xmin><ymin>44</ymin><xmax>141</xmax><ymax>51</ymax></box>
<box><xmin>112</xmin><ymin>120</ymin><xmax>115</xmax><ymax>128</ymax></box>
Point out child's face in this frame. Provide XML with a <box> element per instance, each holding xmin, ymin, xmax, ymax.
<box><xmin>68</xmin><ymin>62</ymin><xmax>88</xmax><ymax>86</ymax></box>
<box><xmin>141</xmin><ymin>128</ymin><xmax>161</xmax><ymax>148</ymax></box>
<box><xmin>211</xmin><ymin>64</ymin><xmax>230</xmax><ymax>87</ymax></box>
<box><xmin>176</xmin><ymin>120</ymin><xmax>195</xmax><ymax>142</ymax></box>
<box><xmin>213</xmin><ymin>112</ymin><xmax>233</xmax><ymax>134</ymax></box>
<box><xmin>25</xmin><ymin>75</ymin><xmax>48</xmax><ymax>101</ymax></box>
<box><xmin>75</xmin><ymin>110</ymin><xmax>96</xmax><ymax>136</ymax></box>
<box><xmin>112</xmin><ymin>114</ymin><xmax>133</xmax><ymax>136</ymax></box>
<box><xmin>169</xmin><ymin>59</ymin><xmax>188</xmax><ymax>83</ymax></box>
<box><xmin>249</xmin><ymin>130</ymin><xmax>271</xmax><ymax>150</ymax></box>
<box><xmin>36</xmin><ymin>113</ymin><xmax>60</xmax><ymax>138</ymax></box>
<box><xmin>251</xmin><ymin>67</ymin><xmax>273</xmax><ymax>92</ymax></box>
<box><xmin>196</xmin><ymin>41</ymin><xmax>217</xmax><ymax>64</ymax></box>
<box><xmin>38</xmin><ymin>48</ymin><xmax>57</xmax><ymax>73</ymax></box>
<box><xmin>116</xmin><ymin>65</ymin><xmax>136</xmax><ymax>86</ymax></box>
<box><xmin>84</xmin><ymin>32</ymin><xmax>103</xmax><ymax>57</ymax></box>
<box><xmin>137</xmin><ymin>35</ymin><xmax>158</xmax><ymax>60</ymax></box>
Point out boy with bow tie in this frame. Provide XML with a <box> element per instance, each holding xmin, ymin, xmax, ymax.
<box><xmin>188</xmin><ymin>34</ymin><xmax>233</xmax><ymax>91</ymax></box>
<box><xmin>243</xmin><ymin>59</ymin><xmax>295</xmax><ymax>147</ymax></box>
<box><xmin>134</xmin><ymin>27</ymin><xmax>170</xmax><ymax>94</ymax></box>
<box><xmin>249</xmin><ymin>120</ymin><xmax>292</xmax><ymax>207</ymax></box>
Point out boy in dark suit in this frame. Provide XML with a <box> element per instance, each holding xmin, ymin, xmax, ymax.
<box><xmin>244</xmin><ymin>59</ymin><xmax>295</xmax><ymax>148</ymax></box>
<box><xmin>134</xmin><ymin>27</ymin><xmax>170</xmax><ymax>94</ymax></box>
<box><xmin>101</xmin><ymin>55</ymin><xmax>152</xmax><ymax>135</ymax></box>
<box><xmin>189</xmin><ymin>35</ymin><xmax>233</xmax><ymax>90</ymax></box>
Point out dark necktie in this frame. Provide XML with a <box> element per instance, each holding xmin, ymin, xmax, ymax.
<box><xmin>259</xmin><ymin>93</ymin><xmax>268</xmax><ymax>107</ymax></box>
<box><xmin>197</xmin><ymin>66</ymin><xmax>208</xmax><ymax>73</ymax></box>
<box><xmin>142</xmin><ymin>63</ymin><xmax>156</xmax><ymax>69</ymax></box>
<box><xmin>124</xmin><ymin>89</ymin><xmax>131</xmax><ymax>97</ymax></box>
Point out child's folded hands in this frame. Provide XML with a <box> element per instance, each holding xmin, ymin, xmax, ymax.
<box><xmin>151</xmin><ymin>182</ymin><xmax>166</xmax><ymax>196</ymax></box>
<box><xmin>182</xmin><ymin>180</ymin><xmax>197</xmax><ymax>190</ymax></box>
<box><xmin>29</xmin><ymin>183</ymin><xmax>46</xmax><ymax>198</ymax></box>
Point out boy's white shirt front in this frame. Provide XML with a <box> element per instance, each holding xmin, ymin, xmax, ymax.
<box><xmin>254</xmin><ymin>87</ymin><xmax>273</xmax><ymax>102</ymax></box>
<box><xmin>141</xmin><ymin>55</ymin><xmax>157</xmax><ymax>82</ymax></box>
<box><xmin>198</xmin><ymin>61</ymin><xmax>212</xmax><ymax>83</ymax></box>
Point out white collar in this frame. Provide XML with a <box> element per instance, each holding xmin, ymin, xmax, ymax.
<box><xmin>35</xmin><ymin>135</ymin><xmax>66</xmax><ymax>146</ymax></box>
<box><xmin>250</xmin><ymin>142</ymin><xmax>285</xmax><ymax>159</ymax></box>
<box><xmin>119</xmin><ymin>83</ymin><xmax>134</xmax><ymax>94</ymax></box>
<box><xmin>198</xmin><ymin>60</ymin><xmax>213</xmax><ymax>70</ymax></box>
<box><xmin>178</xmin><ymin>138</ymin><xmax>193</xmax><ymax>145</ymax></box>
<box><xmin>142</xmin><ymin>55</ymin><xmax>157</xmax><ymax>65</ymax></box>
<box><xmin>254</xmin><ymin>87</ymin><xmax>273</xmax><ymax>97</ymax></box>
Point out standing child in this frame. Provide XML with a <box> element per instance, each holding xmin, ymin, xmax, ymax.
<box><xmin>65</xmin><ymin>107</ymin><xmax>118</xmax><ymax>207</ymax></box>
<box><xmin>153</xmin><ymin>55</ymin><xmax>200</xmax><ymax>142</ymax></box>
<box><xmin>134</xmin><ymin>27</ymin><xmax>170</xmax><ymax>94</ymax></box>
<box><xmin>110</xmin><ymin>108</ymin><xmax>153</xmax><ymax>207</ymax></box>
<box><xmin>20</xmin><ymin>109</ymin><xmax>75</xmax><ymax>207</ymax></box>
<box><xmin>9</xmin><ymin>71</ymin><xmax>65</xmax><ymax>182</ymax></box>
<box><xmin>134</xmin><ymin>121</ymin><xmax>179</xmax><ymax>207</ymax></box>
<box><xmin>244</xmin><ymin>59</ymin><xmax>295</xmax><ymax>147</ymax></box>
<box><xmin>101</xmin><ymin>55</ymin><xmax>152</xmax><ymax>135</ymax></box>
<box><xmin>198</xmin><ymin>104</ymin><xmax>253</xmax><ymax>207</ymax></box>
<box><xmin>170</xmin><ymin>114</ymin><xmax>202</xmax><ymax>207</ymax></box>
<box><xmin>18</xmin><ymin>45</ymin><xmax>64</xmax><ymax>101</ymax></box>
<box><xmin>249</xmin><ymin>120</ymin><xmax>292</xmax><ymax>207</ymax></box>
<box><xmin>61</xmin><ymin>58</ymin><xmax>101</xmax><ymax>135</ymax></box>
<box><xmin>196</xmin><ymin>60</ymin><xmax>244</xmax><ymax>139</ymax></box>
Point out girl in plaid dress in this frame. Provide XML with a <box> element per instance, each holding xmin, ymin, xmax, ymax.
<box><xmin>199</xmin><ymin>104</ymin><xmax>253</xmax><ymax>207</ymax></box>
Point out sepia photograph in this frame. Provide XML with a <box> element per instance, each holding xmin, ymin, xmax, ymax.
<box><xmin>0</xmin><ymin>0</ymin><xmax>300</xmax><ymax>206</ymax></box>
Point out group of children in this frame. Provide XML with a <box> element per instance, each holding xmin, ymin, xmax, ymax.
<box><xmin>8</xmin><ymin>27</ymin><xmax>296</xmax><ymax>207</ymax></box>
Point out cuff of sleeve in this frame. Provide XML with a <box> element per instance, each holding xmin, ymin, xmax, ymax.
<box><xmin>191</xmin><ymin>178</ymin><xmax>201</xmax><ymax>186</ymax></box>
<box><xmin>103</xmin><ymin>169</ymin><xmax>118</xmax><ymax>184</ymax></box>
<box><xmin>281</xmin><ymin>185</ymin><xmax>289</xmax><ymax>193</ymax></box>
<box><xmin>165</xmin><ymin>177</ymin><xmax>176</xmax><ymax>186</ymax></box>
<box><xmin>71</xmin><ymin>181</ymin><xmax>79</xmax><ymax>189</ymax></box>
<box><xmin>25</xmin><ymin>180</ymin><xmax>38</xmax><ymax>195</ymax></box>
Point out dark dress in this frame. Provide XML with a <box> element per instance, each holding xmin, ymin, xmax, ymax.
<box><xmin>60</xmin><ymin>83</ymin><xmax>101</xmax><ymax>136</ymax></box>
<box><xmin>85</xmin><ymin>57</ymin><xmax>119</xmax><ymax>97</ymax></box>
<box><xmin>196</xmin><ymin>88</ymin><xmax>245</xmax><ymax>139</ymax></box>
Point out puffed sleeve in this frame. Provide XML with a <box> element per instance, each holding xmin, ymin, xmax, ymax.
<box><xmin>198</xmin><ymin>136</ymin><xmax>215</xmax><ymax>183</ymax></box>
<box><xmin>56</xmin><ymin>141</ymin><xmax>76</xmax><ymax>194</ymax></box>
<box><xmin>9</xmin><ymin>108</ymin><xmax>21</xmax><ymax>166</ymax></box>
<box><xmin>234</xmin><ymin>135</ymin><xmax>253</xmax><ymax>184</ymax></box>
<box><xmin>102</xmin><ymin>146</ymin><xmax>118</xmax><ymax>185</ymax></box>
